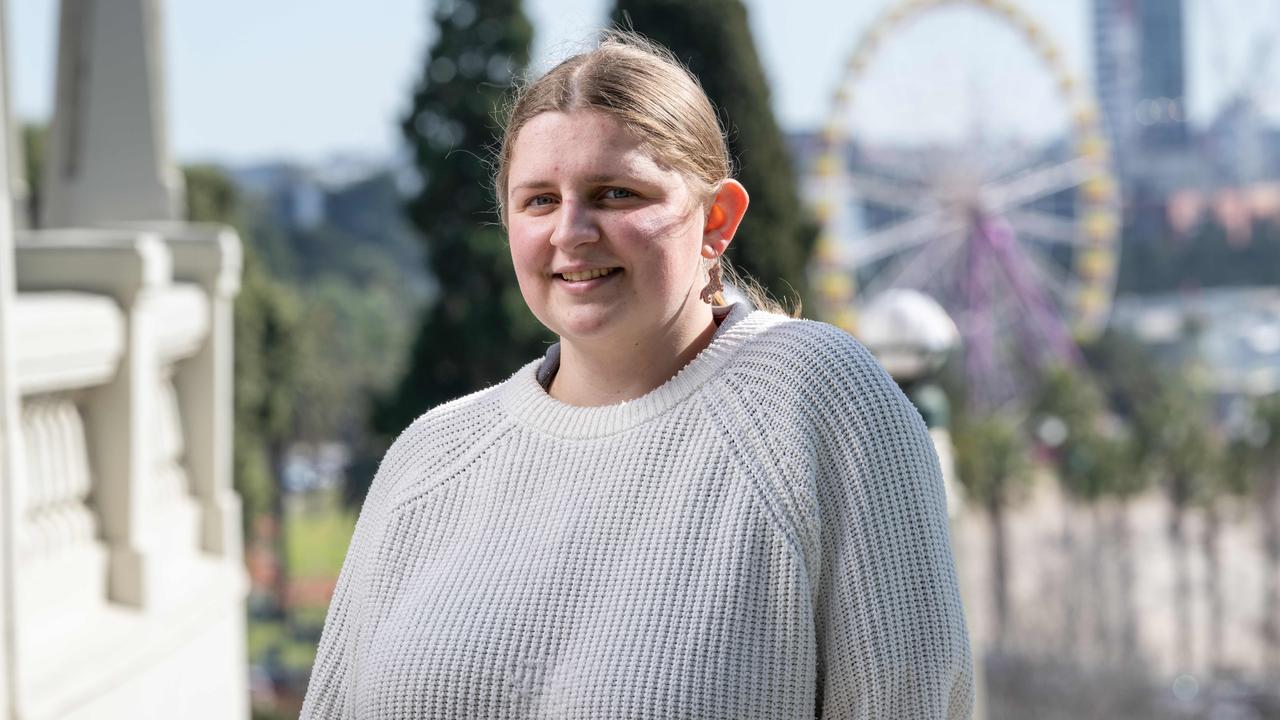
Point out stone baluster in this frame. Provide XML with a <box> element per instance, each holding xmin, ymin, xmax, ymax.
<box><xmin>16</xmin><ymin>229</ymin><xmax>175</xmax><ymax>608</ymax></box>
<box><xmin>106</xmin><ymin>221</ymin><xmax>244</xmax><ymax>562</ymax></box>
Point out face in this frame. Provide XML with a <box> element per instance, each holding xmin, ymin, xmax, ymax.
<box><xmin>506</xmin><ymin>110</ymin><xmax>710</xmax><ymax>347</ymax></box>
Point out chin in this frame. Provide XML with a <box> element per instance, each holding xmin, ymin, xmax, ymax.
<box><xmin>547</xmin><ymin>305</ymin><xmax>627</xmax><ymax>343</ymax></box>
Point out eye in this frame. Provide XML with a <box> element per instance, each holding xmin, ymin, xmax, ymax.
<box><xmin>600</xmin><ymin>187</ymin><xmax>636</xmax><ymax>201</ymax></box>
<box><xmin>524</xmin><ymin>194</ymin><xmax>556</xmax><ymax>208</ymax></box>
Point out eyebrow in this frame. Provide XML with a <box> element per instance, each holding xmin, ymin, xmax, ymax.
<box><xmin>509</xmin><ymin>174</ymin><xmax>639</xmax><ymax>194</ymax></box>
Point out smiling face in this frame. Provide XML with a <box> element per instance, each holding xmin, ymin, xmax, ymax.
<box><xmin>506</xmin><ymin>110</ymin><xmax>711</xmax><ymax>348</ymax></box>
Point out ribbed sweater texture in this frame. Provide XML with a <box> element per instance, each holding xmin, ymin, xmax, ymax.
<box><xmin>301</xmin><ymin>303</ymin><xmax>974</xmax><ymax>719</ymax></box>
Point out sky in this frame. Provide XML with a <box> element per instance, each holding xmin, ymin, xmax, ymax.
<box><xmin>8</xmin><ymin>0</ymin><xmax>1280</xmax><ymax>165</ymax></box>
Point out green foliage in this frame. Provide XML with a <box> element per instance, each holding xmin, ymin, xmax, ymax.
<box><xmin>1250</xmin><ymin>393</ymin><xmax>1280</xmax><ymax>461</ymax></box>
<box><xmin>184</xmin><ymin>165</ymin><xmax>304</xmax><ymax>523</ymax></box>
<box><xmin>184</xmin><ymin>164</ymin><xmax>241</xmax><ymax>223</ymax></box>
<box><xmin>610</xmin><ymin>0</ymin><xmax>817</xmax><ymax>308</ymax></box>
<box><xmin>952</xmin><ymin>410</ymin><xmax>1031</xmax><ymax>510</ymax></box>
<box><xmin>1236</xmin><ymin>392</ymin><xmax>1280</xmax><ymax>496</ymax></box>
<box><xmin>246</xmin><ymin>617</ymin><xmax>319</xmax><ymax>669</ymax></box>
<box><xmin>284</xmin><ymin>495</ymin><xmax>356</xmax><ymax>580</ymax></box>
<box><xmin>241</xmin><ymin>174</ymin><xmax>425</xmax><ymax>450</ymax></box>
<box><xmin>233</xmin><ymin>259</ymin><xmax>304</xmax><ymax>513</ymax></box>
<box><xmin>1033</xmin><ymin>365</ymin><xmax>1136</xmax><ymax>502</ymax></box>
<box><xmin>20</xmin><ymin>123</ymin><xmax>45</xmax><ymax>226</ymax></box>
<box><xmin>373</xmin><ymin>0</ymin><xmax>550</xmax><ymax>457</ymax></box>
<box><xmin>192</xmin><ymin>161</ymin><xmax>428</xmax><ymax>509</ymax></box>
<box><xmin>1133</xmin><ymin>367</ymin><xmax>1217</xmax><ymax>509</ymax></box>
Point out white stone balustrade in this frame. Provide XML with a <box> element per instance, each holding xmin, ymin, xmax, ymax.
<box><xmin>9</xmin><ymin>227</ymin><xmax>248</xmax><ymax>719</ymax></box>
<box><xmin>0</xmin><ymin>0</ymin><xmax>248</xmax><ymax>714</ymax></box>
<box><xmin>109</xmin><ymin>221</ymin><xmax>243</xmax><ymax>562</ymax></box>
<box><xmin>20</xmin><ymin>395</ymin><xmax>99</xmax><ymax>560</ymax></box>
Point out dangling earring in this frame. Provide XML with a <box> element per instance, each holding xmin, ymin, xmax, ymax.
<box><xmin>700</xmin><ymin>261</ymin><xmax>723</xmax><ymax>304</ymax></box>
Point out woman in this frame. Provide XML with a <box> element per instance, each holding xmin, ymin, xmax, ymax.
<box><xmin>302</xmin><ymin>32</ymin><xmax>973</xmax><ymax>719</ymax></box>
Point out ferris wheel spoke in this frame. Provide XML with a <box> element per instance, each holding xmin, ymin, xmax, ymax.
<box><xmin>984</xmin><ymin>157</ymin><xmax>1094</xmax><ymax>212</ymax></box>
<box><xmin>984</xmin><ymin>227</ymin><xmax>1083</xmax><ymax>365</ymax></box>
<box><xmin>1016</xmin><ymin>239</ymin><xmax>1078</xmax><ymax>306</ymax></box>
<box><xmin>842</xmin><ymin>171</ymin><xmax>933</xmax><ymax>213</ymax></box>
<box><xmin>1005</xmin><ymin>209</ymin><xmax>1087</xmax><ymax>247</ymax></box>
<box><xmin>850</xmin><ymin>146</ymin><xmax>935</xmax><ymax>186</ymax></box>
<box><xmin>861</xmin><ymin>228</ymin><xmax>966</xmax><ymax>298</ymax></box>
<box><xmin>848</xmin><ymin>212</ymin><xmax>962</xmax><ymax>267</ymax></box>
<box><xmin>977</xmin><ymin>150</ymin><xmax>1043</xmax><ymax>187</ymax></box>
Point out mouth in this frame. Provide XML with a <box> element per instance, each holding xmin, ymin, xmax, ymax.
<box><xmin>554</xmin><ymin>267</ymin><xmax>621</xmax><ymax>283</ymax></box>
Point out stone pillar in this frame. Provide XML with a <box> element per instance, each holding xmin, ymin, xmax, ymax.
<box><xmin>129</xmin><ymin>222</ymin><xmax>244</xmax><ymax>561</ymax></box>
<box><xmin>40</xmin><ymin>0</ymin><xmax>182</xmax><ymax>228</ymax></box>
<box><xmin>0</xmin><ymin>0</ymin><xmax>21</xmax><ymax>711</ymax></box>
<box><xmin>16</xmin><ymin>230</ymin><xmax>175</xmax><ymax>609</ymax></box>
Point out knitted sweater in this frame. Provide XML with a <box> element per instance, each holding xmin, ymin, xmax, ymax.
<box><xmin>301</xmin><ymin>303</ymin><xmax>974</xmax><ymax>719</ymax></box>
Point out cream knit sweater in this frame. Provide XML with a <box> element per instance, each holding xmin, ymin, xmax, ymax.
<box><xmin>301</xmin><ymin>303</ymin><xmax>973</xmax><ymax>719</ymax></box>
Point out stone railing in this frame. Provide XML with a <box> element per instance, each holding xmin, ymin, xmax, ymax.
<box><xmin>8</xmin><ymin>224</ymin><xmax>248</xmax><ymax>720</ymax></box>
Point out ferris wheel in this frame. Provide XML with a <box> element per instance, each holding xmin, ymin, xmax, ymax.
<box><xmin>811</xmin><ymin>0</ymin><xmax>1122</xmax><ymax>412</ymax></box>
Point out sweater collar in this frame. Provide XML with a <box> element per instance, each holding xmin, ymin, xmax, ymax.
<box><xmin>500</xmin><ymin>302</ymin><xmax>769</xmax><ymax>438</ymax></box>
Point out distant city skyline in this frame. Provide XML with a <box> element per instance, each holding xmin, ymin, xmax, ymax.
<box><xmin>8</xmin><ymin>0</ymin><xmax>1280</xmax><ymax>164</ymax></box>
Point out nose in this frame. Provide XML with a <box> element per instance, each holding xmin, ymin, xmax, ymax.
<box><xmin>549</xmin><ymin>199</ymin><xmax>599</xmax><ymax>251</ymax></box>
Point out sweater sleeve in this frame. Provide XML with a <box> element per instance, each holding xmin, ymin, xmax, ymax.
<box><xmin>807</xmin><ymin>328</ymin><xmax>974</xmax><ymax>719</ymax></box>
<box><xmin>299</xmin><ymin>435</ymin><xmax>400</xmax><ymax>719</ymax></box>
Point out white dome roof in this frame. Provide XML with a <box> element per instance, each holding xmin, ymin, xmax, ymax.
<box><xmin>857</xmin><ymin>290</ymin><xmax>960</xmax><ymax>379</ymax></box>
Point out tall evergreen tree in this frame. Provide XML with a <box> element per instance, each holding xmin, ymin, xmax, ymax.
<box><xmin>611</xmin><ymin>0</ymin><xmax>816</xmax><ymax>308</ymax></box>
<box><xmin>374</xmin><ymin>0</ymin><xmax>549</xmax><ymax>444</ymax></box>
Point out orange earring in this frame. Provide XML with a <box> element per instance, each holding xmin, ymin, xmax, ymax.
<box><xmin>707</xmin><ymin>205</ymin><xmax>726</xmax><ymax>231</ymax></box>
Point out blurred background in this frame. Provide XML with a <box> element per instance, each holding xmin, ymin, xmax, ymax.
<box><xmin>1</xmin><ymin>0</ymin><xmax>1279</xmax><ymax>718</ymax></box>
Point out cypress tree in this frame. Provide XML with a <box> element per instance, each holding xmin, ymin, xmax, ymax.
<box><xmin>374</xmin><ymin>0</ymin><xmax>550</xmax><ymax>444</ymax></box>
<box><xmin>611</xmin><ymin>0</ymin><xmax>816</xmax><ymax>307</ymax></box>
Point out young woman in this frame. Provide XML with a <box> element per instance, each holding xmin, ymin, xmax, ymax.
<box><xmin>302</xmin><ymin>33</ymin><xmax>973</xmax><ymax>719</ymax></box>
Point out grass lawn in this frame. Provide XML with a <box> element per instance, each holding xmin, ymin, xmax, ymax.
<box><xmin>284</xmin><ymin>490</ymin><xmax>357</xmax><ymax>583</ymax></box>
<box><xmin>248</xmin><ymin>617</ymin><xmax>320</xmax><ymax>669</ymax></box>
<box><xmin>248</xmin><ymin>489</ymin><xmax>358</xmax><ymax>675</ymax></box>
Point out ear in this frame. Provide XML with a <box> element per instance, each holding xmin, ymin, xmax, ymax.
<box><xmin>701</xmin><ymin>179</ymin><xmax>750</xmax><ymax>259</ymax></box>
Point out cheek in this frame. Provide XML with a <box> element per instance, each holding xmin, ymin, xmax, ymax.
<box><xmin>622</xmin><ymin>205</ymin><xmax>702</xmax><ymax>256</ymax></box>
<box><xmin>507</xmin><ymin>223</ymin><xmax>548</xmax><ymax>281</ymax></box>
<box><xmin>622</xmin><ymin>210</ymin><xmax>704</xmax><ymax>284</ymax></box>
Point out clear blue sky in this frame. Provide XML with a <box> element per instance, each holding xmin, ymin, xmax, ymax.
<box><xmin>9</xmin><ymin>0</ymin><xmax>1278</xmax><ymax>164</ymax></box>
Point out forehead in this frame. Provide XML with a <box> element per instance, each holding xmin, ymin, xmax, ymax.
<box><xmin>508</xmin><ymin>110</ymin><xmax>672</xmax><ymax>181</ymax></box>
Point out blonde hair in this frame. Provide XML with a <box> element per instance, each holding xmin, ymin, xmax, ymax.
<box><xmin>494</xmin><ymin>31</ymin><xmax>795</xmax><ymax>316</ymax></box>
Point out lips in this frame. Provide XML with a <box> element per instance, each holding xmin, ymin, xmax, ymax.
<box><xmin>556</xmin><ymin>267</ymin><xmax>618</xmax><ymax>282</ymax></box>
<box><xmin>552</xmin><ymin>266</ymin><xmax>622</xmax><ymax>292</ymax></box>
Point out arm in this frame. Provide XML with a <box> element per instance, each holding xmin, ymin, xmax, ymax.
<box><xmin>809</xmin><ymin>333</ymin><xmax>973</xmax><ymax>719</ymax></box>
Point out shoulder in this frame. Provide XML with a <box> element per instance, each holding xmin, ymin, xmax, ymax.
<box><xmin>730</xmin><ymin>313</ymin><xmax>883</xmax><ymax>374</ymax></box>
<box><xmin>724</xmin><ymin>314</ymin><xmax>910</xmax><ymax>428</ymax></box>
<box><xmin>367</xmin><ymin>381</ymin><xmax>514</xmax><ymax>505</ymax></box>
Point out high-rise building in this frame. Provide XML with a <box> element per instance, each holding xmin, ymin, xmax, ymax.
<box><xmin>1092</xmin><ymin>0</ymin><xmax>1141</xmax><ymax>175</ymax></box>
<box><xmin>1136</xmin><ymin>0</ymin><xmax>1188</xmax><ymax>150</ymax></box>
<box><xmin>1092</xmin><ymin>0</ymin><xmax>1188</xmax><ymax>179</ymax></box>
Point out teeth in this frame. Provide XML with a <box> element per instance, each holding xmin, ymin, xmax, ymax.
<box><xmin>560</xmin><ymin>267</ymin><xmax>616</xmax><ymax>282</ymax></box>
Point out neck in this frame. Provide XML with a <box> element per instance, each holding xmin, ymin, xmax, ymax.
<box><xmin>550</xmin><ymin>303</ymin><xmax>720</xmax><ymax>407</ymax></box>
